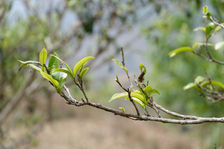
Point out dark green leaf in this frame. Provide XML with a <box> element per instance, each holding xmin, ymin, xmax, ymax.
<box><xmin>48</xmin><ymin>54</ymin><xmax>60</xmax><ymax>73</ymax></box>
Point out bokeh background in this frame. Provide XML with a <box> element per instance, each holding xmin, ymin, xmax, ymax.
<box><xmin>0</xmin><ymin>0</ymin><xmax>224</xmax><ymax>148</ymax></box>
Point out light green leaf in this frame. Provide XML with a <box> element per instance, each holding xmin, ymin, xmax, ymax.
<box><xmin>53</xmin><ymin>68</ymin><xmax>73</xmax><ymax>79</ymax></box>
<box><xmin>110</xmin><ymin>92</ymin><xmax>128</xmax><ymax>102</ymax></box>
<box><xmin>27</xmin><ymin>64</ymin><xmax>42</xmax><ymax>72</ymax></box>
<box><xmin>112</xmin><ymin>59</ymin><xmax>128</xmax><ymax>75</ymax></box>
<box><xmin>192</xmin><ymin>42</ymin><xmax>214</xmax><ymax>49</ymax></box>
<box><xmin>73</xmin><ymin>56</ymin><xmax>95</xmax><ymax>78</ymax></box>
<box><xmin>201</xmin><ymin>80</ymin><xmax>224</xmax><ymax>90</ymax></box>
<box><xmin>40</xmin><ymin>71</ymin><xmax>59</xmax><ymax>88</ymax></box>
<box><xmin>79</xmin><ymin>67</ymin><xmax>89</xmax><ymax>78</ymax></box>
<box><xmin>51</xmin><ymin>55</ymin><xmax>73</xmax><ymax>75</ymax></box>
<box><xmin>202</xmin><ymin>5</ymin><xmax>211</xmax><ymax>17</ymax></box>
<box><xmin>18</xmin><ymin>60</ymin><xmax>40</xmax><ymax>71</ymax></box>
<box><xmin>110</xmin><ymin>91</ymin><xmax>147</xmax><ymax>103</ymax></box>
<box><xmin>39</xmin><ymin>48</ymin><xmax>47</xmax><ymax>65</ymax></box>
<box><xmin>168</xmin><ymin>47</ymin><xmax>194</xmax><ymax>58</ymax></box>
<box><xmin>194</xmin><ymin>76</ymin><xmax>206</xmax><ymax>84</ymax></box>
<box><xmin>131</xmin><ymin>97</ymin><xmax>146</xmax><ymax>109</ymax></box>
<box><xmin>144</xmin><ymin>85</ymin><xmax>160</xmax><ymax>97</ymax></box>
<box><xmin>194</xmin><ymin>27</ymin><xmax>205</xmax><ymax>32</ymax></box>
<box><xmin>183</xmin><ymin>83</ymin><xmax>196</xmax><ymax>90</ymax></box>
<box><xmin>119</xmin><ymin>107</ymin><xmax>125</xmax><ymax>112</ymax></box>
<box><xmin>48</xmin><ymin>54</ymin><xmax>60</xmax><ymax>73</ymax></box>
<box><xmin>215</xmin><ymin>42</ymin><xmax>224</xmax><ymax>50</ymax></box>
<box><xmin>139</xmin><ymin>64</ymin><xmax>146</xmax><ymax>73</ymax></box>
<box><xmin>203</xmin><ymin>5</ymin><xmax>208</xmax><ymax>14</ymax></box>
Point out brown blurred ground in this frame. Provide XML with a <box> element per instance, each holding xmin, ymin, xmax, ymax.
<box><xmin>29</xmin><ymin>96</ymin><xmax>201</xmax><ymax>149</ymax></box>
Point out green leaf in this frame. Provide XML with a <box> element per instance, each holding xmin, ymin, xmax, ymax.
<box><xmin>53</xmin><ymin>68</ymin><xmax>73</xmax><ymax>79</ymax></box>
<box><xmin>27</xmin><ymin>64</ymin><xmax>42</xmax><ymax>72</ymax></box>
<box><xmin>51</xmin><ymin>55</ymin><xmax>73</xmax><ymax>76</ymax></box>
<box><xmin>139</xmin><ymin>64</ymin><xmax>146</xmax><ymax>73</ymax></box>
<box><xmin>48</xmin><ymin>54</ymin><xmax>60</xmax><ymax>73</ymax></box>
<box><xmin>110</xmin><ymin>91</ymin><xmax>147</xmax><ymax>103</ymax></box>
<box><xmin>73</xmin><ymin>56</ymin><xmax>95</xmax><ymax>78</ymax></box>
<box><xmin>130</xmin><ymin>97</ymin><xmax>146</xmax><ymax>109</ymax></box>
<box><xmin>39</xmin><ymin>48</ymin><xmax>47</xmax><ymax>65</ymax></box>
<box><xmin>183</xmin><ymin>83</ymin><xmax>196</xmax><ymax>90</ymax></box>
<box><xmin>168</xmin><ymin>47</ymin><xmax>194</xmax><ymax>58</ymax></box>
<box><xmin>193</xmin><ymin>27</ymin><xmax>205</xmax><ymax>32</ymax></box>
<box><xmin>79</xmin><ymin>67</ymin><xmax>89</xmax><ymax>78</ymax></box>
<box><xmin>215</xmin><ymin>42</ymin><xmax>224</xmax><ymax>50</ymax></box>
<box><xmin>202</xmin><ymin>5</ymin><xmax>211</xmax><ymax>17</ymax></box>
<box><xmin>40</xmin><ymin>71</ymin><xmax>59</xmax><ymax>88</ymax></box>
<box><xmin>201</xmin><ymin>80</ymin><xmax>224</xmax><ymax>90</ymax></box>
<box><xmin>112</xmin><ymin>59</ymin><xmax>128</xmax><ymax>75</ymax></box>
<box><xmin>110</xmin><ymin>92</ymin><xmax>128</xmax><ymax>102</ymax></box>
<box><xmin>119</xmin><ymin>107</ymin><xmax>125</xmax><ymax>112</ymax></box>
<box><xmin>194</xmin><ymin>76</ymin><xmax>206</xmax><ymax>84</ymax></box>
<box><xmin>18</xmin><ymin>60</ymin><xmax>40</xmax><ymax>71</ymax></box>
<box><xmin>203</xmin><ymin>5</ymin><xmax>208</xmax><ymax>14</ymax></box>
<box><xmin>52</xmin><ymin>72</ymin><xmax>67</xmax><ymax>91</ymax></box>
<box><xmin>144</xmin><ymin>85</ymin><xmax>160</xmax><ymax>97</ymax></box>
<box><xmin>27</xmin><ymin>63</ymin><xmax>60</xmax><ymax>91</ymax></box>
<box><xmin>192</xmin><ymin>42</ymin><xmax>214</xmax><ymax>49</ymax></box>
<box><xmin>205</xmin><ymin>23</ymin><xmax>215</xmax><ymax>36</ymax></box>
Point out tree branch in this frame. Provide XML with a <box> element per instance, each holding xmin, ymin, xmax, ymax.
<box><xmin>60</xmin><ymin>86</ymin><xmax>224</xmax><ymax>125</ymax></box>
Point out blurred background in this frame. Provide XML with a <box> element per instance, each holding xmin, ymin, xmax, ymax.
<box><xmin>0</xmin><ymin>0</ymin><xmax>224</xmax><ymax>148</ymax></box>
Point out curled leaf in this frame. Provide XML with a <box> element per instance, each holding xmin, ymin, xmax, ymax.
<box><xmin>27</xmin><ymin>64</ymin><xmax>42</xmax><ymax>72</ymax></box>
<box><xmin>139</xmin><ymin>64</ymin><xmax>146</xmax><ymax>73</ymax></box>
<box><xmin>168</xmin><ymin>47</ymin><xmax>194</xmax><ymax>58</ymax></box>
<box><xmin>79</xmin><ymin>67</ymin><xmax>89</xmax><ymax>78</ymax></box>
<box><xmin>201</xmin><ymin>80</ymin><xmax>224</xmax><ymax>90</ymax></box>
<box><xmin>18</xmin><ymin>60</ymin><xmax>40</xmax><ymax>71</ymax></box>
